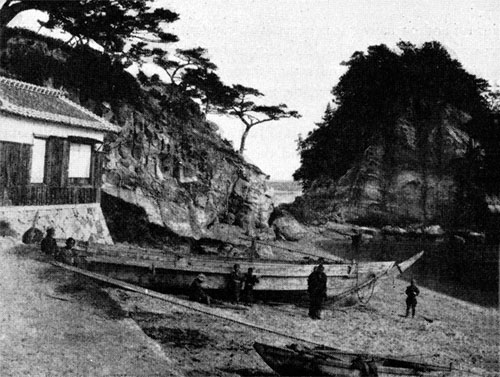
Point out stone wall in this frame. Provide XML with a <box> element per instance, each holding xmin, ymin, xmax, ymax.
<box><xmin>0</xmin><ymin>203</ymin><xmax>113</xmax><ymax>244</ymax></box>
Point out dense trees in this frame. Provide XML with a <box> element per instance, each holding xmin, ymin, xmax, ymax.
<box><xmin>0</xmin><ymin>0</ymin><xmax>179</xmax><ymax>54</ymax></box>
<box><xmin>294</xmin><ymin>42</ymin><xmax>495</xmax><ymax>193</ymax></box>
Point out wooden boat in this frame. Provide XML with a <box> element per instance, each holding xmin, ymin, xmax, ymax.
<box><xmin>253</xmin><ymin>342</ymin><xmax>452</xmax><ymax>376</ymax></box>
<box><xmin>76</xmin><ymin>241</ymin><xmax>423</xmax><ymax>298</ymax></box>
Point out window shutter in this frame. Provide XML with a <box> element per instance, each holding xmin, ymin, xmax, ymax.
<box><xmin>92</xmin><ymin>150</ymin><xmax>104</xmax><ymax>187</ymax></box>
<box><xmin>45</xmin><ymin>137</ymin><xmax>69</xmax><ymax>186</ymax></box>
<box><xmin>0</xmin><ymin>141</ymin><xmax>32</xmax><ymax>187</ymax></box>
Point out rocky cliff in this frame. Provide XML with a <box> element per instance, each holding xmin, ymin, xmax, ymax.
<box><xmin>292</xmin><ymin>106</ymin><xmax>472</xmax><ymax>225</ymax></box>
<box><xmin>100</xmin><ymin>99</ymin><xmax>274</xmax><ymax>242</ymax></box>
<box><xmin>1</xmin><ymin>29</ymin><xmax>274</xmax><ymax>245</ymax></box>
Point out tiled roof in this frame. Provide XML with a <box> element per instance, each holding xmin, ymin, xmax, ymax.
<box><xmin>0</xmin><ymin>76</ymin><xmax>120</xmax><ymax>133</ymax></box>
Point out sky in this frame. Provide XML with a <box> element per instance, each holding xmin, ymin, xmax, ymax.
<box><xmin>11</xmin><ymin>0</ymin><xmax>500</xmax><ymax>180</ymax></box>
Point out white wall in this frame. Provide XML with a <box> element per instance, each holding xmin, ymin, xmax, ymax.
<box><xmin>0</xmin><ymin>113</ymin><xmax>105</xmax><ymax>145</ymax></box>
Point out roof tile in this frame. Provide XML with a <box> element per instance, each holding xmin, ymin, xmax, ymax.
<box><xmin>0</xmin><ymin>76</ymin><xmax>120</xmax><ymax>133</ymax></box>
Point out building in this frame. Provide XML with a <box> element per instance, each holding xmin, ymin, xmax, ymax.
<box><xmin>0</xmin><ymin>76</ymin><xmax>120</xmax><ymax>243</ymax></box>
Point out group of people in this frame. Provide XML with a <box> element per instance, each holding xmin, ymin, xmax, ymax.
<box><xmin>306</xmin><ymin>263</ymin><xmax>420</xmax><ymax>320</ymax></box>
<box><xmin>41</xmin><ymin>227</ymin><xmax>420</xmax><ymax>319</ymax></box>
<box><xmin>190</xmin><ymin>259</ymin><xmax>420</xmax><ymax>320</ymax></box>
<box><xmin>40</xmin><ymin>227</ymin><xmax>81</xmax><ymax>266</ymax></box>
<box><xmin>189</xmin><ymin>263</ymin><xmax>260</xmax><ymax>307</ymax></box>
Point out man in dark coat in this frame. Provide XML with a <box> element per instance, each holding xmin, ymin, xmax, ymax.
<box><xmin>307</xmin><ymin>264</ymin><xmax>327</xmax><ymax>319</ymax></box>
<box><xmin>242</xmin><ymin>267</ymin><xmax>260</xmax><ymax>306</ymax></box>
<box><xmin>228</xmin><ymin>263</ymin><xmax>244</xmax><ymax>304</ymax></box>
<box><xmin>40</xmin><ymin>228</ymin><xmax>58</xmax><ymax>256</ymax></box>
<box><xmin>189</xmin><ymin>274</ymin><xmax>211</xmax><ymax>305</ymax></box>
<box><xmin>405</xmin><ymin>279</ymin><xmax>420</xmax><ymax>318</ymax></box>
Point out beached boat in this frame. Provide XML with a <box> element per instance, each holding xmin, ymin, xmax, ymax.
<box><xmin>77</xmin><ymin>242</ymin><xmax>423</xmax><ymax>298</ymax></box>
<box><xmin>253</xmin><ymin>342</ymin><xmax>452</xmax><ymax>376</ymax></box>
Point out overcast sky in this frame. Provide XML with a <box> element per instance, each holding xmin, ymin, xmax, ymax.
<box><xmin>12</xmin><ymin>1</ymin><xmax>500</xmax><ymax>180</ymax></box>
<box><xmin>160</xmin><ymin>0</ymin><xmax>500</xmax><ymax>180</ymax></box>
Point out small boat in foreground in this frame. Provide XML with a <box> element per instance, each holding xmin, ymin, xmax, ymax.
<box><xmin>79</xmin><ymin>244</ymin><xmax>423</xmax><ymax>299</ymax></box>
<box><xmin>253</xmin><ymin>342</ymin><xmax>452</xmax><ymax>376</ymax></box>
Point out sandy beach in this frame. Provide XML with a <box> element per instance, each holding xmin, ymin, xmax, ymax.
<box><xmin>1</xmin><ymin>240</ymin><xmax>498</xmax><ymax>377</ymax></box>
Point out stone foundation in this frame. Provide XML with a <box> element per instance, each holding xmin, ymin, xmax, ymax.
<box><xmin>0</xmin><ymin>203</ymin><xmax>113</xmax><ymax>244</ymax></box>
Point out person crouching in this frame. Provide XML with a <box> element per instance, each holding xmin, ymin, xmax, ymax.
<box><xmin>40</xmin><ymin>227</ymin><xmax>58</xmax><ymax>256</ymax></box>
<box><xmin>189</xmin><ymin>274</ymin><xmax>211</xmax><ymax>305</ymax></box>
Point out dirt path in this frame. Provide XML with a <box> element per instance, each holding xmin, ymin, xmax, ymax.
<box><xmin>0</xmin><ymin>240</ymin><xmax>181</xmax><ymax>377</ymax></box>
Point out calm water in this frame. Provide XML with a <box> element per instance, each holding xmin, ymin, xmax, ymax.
<box><xmin>320</xmin><ymin>238</ymin><xmax>499</xmax><ymax>307</ymax></box>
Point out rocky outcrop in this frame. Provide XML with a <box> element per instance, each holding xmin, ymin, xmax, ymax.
<box><xmin>295</xmin><ymin>106</ymin><xmax>472</xmax><ymax>224</ymax></box>
<box><xmin>100</xmin><ymin>103</ymin><xmax>273</xmax><ymax>242</ymax></box>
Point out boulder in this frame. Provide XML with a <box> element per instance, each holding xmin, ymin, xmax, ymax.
<box><xmin>255</xmin><ymin>244</ymin><xmax>274</xmax><ymax>259</ymax></box>
<box><xmin>272</xmin><ymin>213</ymin><xmax>307</xmax><ymax>241</ymax></box>
<box><xmin>423</xmin><ymin>225</ymin><xmax>444</xmax><ymax>236</ymax></box>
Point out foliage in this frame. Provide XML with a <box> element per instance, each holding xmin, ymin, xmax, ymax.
<box><xmin>1</xmin><ymin>27</ymin><xmax>142</xmax><ymax>107</ymax></box>
<box><xmin>148</xmin><ymin>49</ymin><xmax>301</xmax><ymax>154</ymax></box>
<box><xmin>212</xmin><ymin>84</ymin><xmax>301</xmax><ymax>153</ymax></box>
<box><xmin>294</xmin><ymin>42</ymin><xmax>493</xmax><ymax>193</ymax></box>
<box><xmin>0</xmin><ymin>0</ymin><xmax>179</xmax><ymax>56</ymax></box>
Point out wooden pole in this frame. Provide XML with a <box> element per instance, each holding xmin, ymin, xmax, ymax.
<box><xmin>52</xmin><ymin>261</ymin><xmax>340</xmax><ymax>349</ymax></box>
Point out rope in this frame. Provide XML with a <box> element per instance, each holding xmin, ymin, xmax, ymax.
<box><xmin>355</xmin><ymin>263</ymin><xmax>376</xmax><ymax>305</ymax></box>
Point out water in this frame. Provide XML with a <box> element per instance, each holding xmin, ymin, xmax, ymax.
<box><xmin>320</xmin><ymin>239</ymin><xmax>499</xmax><ymax>307</ymax></box>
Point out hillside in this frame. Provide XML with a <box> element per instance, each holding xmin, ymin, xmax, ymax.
<box><xmin>292</xmin><ymin>42</ymin><xmax>498</xmax><ymax>237</ymax></box>
<box><xmin>0</xmin><ymin>28</ymin><xmax>273</xmax><ymax>246</ymax></box>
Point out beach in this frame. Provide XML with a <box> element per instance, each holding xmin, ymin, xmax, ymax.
<box><xmin>0</xmin><ymin>239</ymin><xmax>498</xmax><ymax>376</ymax></box>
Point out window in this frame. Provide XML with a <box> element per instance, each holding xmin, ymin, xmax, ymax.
<box><xmin>31</xmin><ymin>138</ymin><xmax>46</xmax><ymax>183</ymax></box>
<box><xmin>68</xmin><ymin>143</ymin><xmax>92</xmax><ymax>178</ymax></box>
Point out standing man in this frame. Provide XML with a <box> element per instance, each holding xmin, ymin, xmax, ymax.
<box><xmin>405</xmin><ymin>279</ymin><xmax>420</xmax><ymax>318</ymax></box>
<box><xmin>243</xmin><ymin>267</ymin><xmax>260</xmax><ymax>306</ymax></box>
<box><xmin>228</xmin><ymin>264</ymin><xmax>244</xmax><ymax>304</ymax></box>
<box><xmin>40</xmin><ymin>227</ymin><xmax>58</xmax><ymax>256</ymax></box>
<box><xmin>307</xmin><ymin>264</ymin><xmax>327</xmax><ymax>319</ymax></box>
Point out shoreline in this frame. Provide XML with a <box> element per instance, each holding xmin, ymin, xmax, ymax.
<box><xmin>1</xmin><ymin>240</ymin><xmax>498</xmax><ymax>376</ymax></box>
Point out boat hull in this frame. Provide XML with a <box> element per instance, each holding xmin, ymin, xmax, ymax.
<box><xmin>81</xmin><ymin>248</ymin><xmax>423</xmax><ymax>297</ymax></box>
<box><xmin>85</xmin><ymin>256</ymin><xmax>395</xmax><ymax>296</ymax></box>
<box><xmin>253</xmin><ymin>343</ymin><xmax>451</xmax><ymax>377</ymax></box>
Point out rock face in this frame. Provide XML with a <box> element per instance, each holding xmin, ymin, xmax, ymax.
<box><xmin>296</xmin><ymin>106</ymin><xmax>471</xmax><ymax>224</ymax></box>
<box><xmin>100</xmin><ymin>103</ymin><xmax>274</xmax><ymax>242</ymax></box>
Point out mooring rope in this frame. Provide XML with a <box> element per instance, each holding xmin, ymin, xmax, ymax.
<box><xmin>355</xmin><ymin>263</ymin><xmax>376</xmax><ymax>305</ymax></box>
